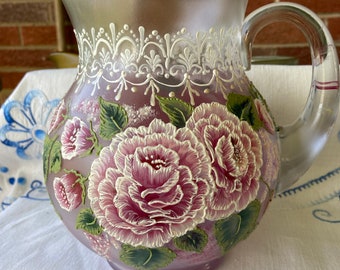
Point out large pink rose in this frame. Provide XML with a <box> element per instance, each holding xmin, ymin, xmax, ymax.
<box><xmin>186</xmin><ymin>102</ymin><xmax>263</xmax><ymax>220</ymax></box>
<box><xmin>61</xmin><ymin>116</ymin><xmax>95</xmax><ymax>160</ymax></box>
<box><xmin>88</xmin><ymin>119</ymin><xmax>213</xmax><ymax>248</ymax></box>
<box><xmin>53</xmin><ymin>171</ymin><xmax>83</xmax><ymax>211</ymax></box>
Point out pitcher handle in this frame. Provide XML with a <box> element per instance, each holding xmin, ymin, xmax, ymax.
<box><xmin>241</xmin><ymin>2</ymin><xmax>340</xmax><ymax>193</ymax></box>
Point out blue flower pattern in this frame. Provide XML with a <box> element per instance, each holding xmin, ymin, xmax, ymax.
<box><xmin>0</xmin><ymin>90</ymin><xmax>59</xmax><ymax>210</ymax></box>
<box><xmin>0</xmin><ymin>90</ymin><xmax>59</xmax><ymax>160</ymax></box>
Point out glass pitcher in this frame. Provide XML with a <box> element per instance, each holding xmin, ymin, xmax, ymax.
<box><xmin>44</xmin><ymin>1</ymin><xmax>339</xmax><ymax>269</ymax></box>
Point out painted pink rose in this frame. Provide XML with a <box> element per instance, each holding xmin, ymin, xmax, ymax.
<box><xmin>186</xmin><ymin>102</ymin><xmax>263</xmax><ymax>220</ymax></box>
<box><xmin>48</xmin><ymin>99</ymin><xmax>67</xmax><ymax>134</ymax></box>
<box><xmin>88</xmin><ymin>119</ymin><xmax>213</xmax><ymax>248</ymax></box>
<box><xmin>53</xmin><ymin>172</ymin><xmax>83</xmax><ymax>211</ymax></box>
<box><xmin>254</xmin><ymin>99</ymin><xmax>275</xmax><ymax>134</ymax></box>
<box><xmin>61</xmin><ymin>116</ymin><xmax>95</xmax><ymax>160</ymax></box>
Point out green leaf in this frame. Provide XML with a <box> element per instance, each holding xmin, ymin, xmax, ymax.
<box><xmin>43</xmin><ymin>135</ymin><xmax>62</xmax><ymax>182</ymax></box>
<box><xmin>227</xmin><ymin>93</ymin><xmax>263</xmax><ymax>131</ymax></box>
<box><xmin>120</xmin><ymin>245</ymin><xmax>176</xmax><ymax>270</ymax></box>
<box><xmin>214</xmin><ymin>214</ymin><xmax>241</xmax><ymax>253</ymax></box>
<box><xmin>238</xmin><ymin>200</ymin><xmax>261</xmax><ymax>241</ymax></box>
<box><xmin>156</xmin><ymin>96</ymin><xmax>194</xmax><ymax>128</ymax></box>
<box><xmin>76</xmin><ymin>208</ymin><xmax>103</xmax><ymax>235</ymax></box>
<box><xmin>214</xmin><ymin>200</ymin><xmax>261</xmax><ymax>253</ymax></box>
<box><xmin>226</xmin><ymin>93</ymin><xmax>250</xmax><ymax>118</ymax></box>
<box><xmin>99</xmin><ymin>97</ymin><xmax>128</xmax><ymax>140</ymax></box>
<box><xmin>173</xmin><ymin>227</ymin><xmax>208</xmax><ymax>253</ymax></box>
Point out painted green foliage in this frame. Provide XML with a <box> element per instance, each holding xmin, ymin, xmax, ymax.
<box><xmin>173</xmin><ymin>227</ymin><xmax>208</xmax><ymax>253</ymax></box>
<box><xmin>76</xmin><ymin>208</ymin><xmax>103</xmax><ymax>235</ymax></box>
<box><xmin>43</xmin><ymin>135</ymin><xmax>62</xmax><ymax>181</ymax></box>
<box><xmin>214</xmin><ymin>200</ymin><xmax>261</xmax><ymax>253</ymax></box>
<box><xmin>156</xmin><ymin>96</ymin><xmax>194</xmax><ymax>128</ymax></box>
<box><xmin>226</xmin><ymin>93</ymin><xmax>263</xmax><ymax>130</ymax></box>
<box><xmin>99</xmin><ymin>96</ymin><xmax>129</xmax><ymax>140</ymax></box>
<box><xmin>120</xmin><ymin>245</ymin><xmax>177</xmax><ymax>270</ymax></box>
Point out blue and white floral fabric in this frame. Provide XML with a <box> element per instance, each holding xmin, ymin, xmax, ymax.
<box><xmin>0</xmin><ymin>66</ymin><xmax>340</xmax><ymax>269</ymax></box>
<box><xmin>0</xmin><ymin>69</ymin><xmax>75</xmax><ymax>210</ymax></box>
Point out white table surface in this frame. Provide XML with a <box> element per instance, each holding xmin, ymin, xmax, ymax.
<box><xmin>1</xmin><ymin>66</ymin><xmax>340</xmax><ymax>270</ymax></box>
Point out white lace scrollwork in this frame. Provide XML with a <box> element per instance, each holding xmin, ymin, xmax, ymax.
<box><xmin>74</xmin><ymin>23</ymin><xmax>247</xmax><ymax>105</ymax></box>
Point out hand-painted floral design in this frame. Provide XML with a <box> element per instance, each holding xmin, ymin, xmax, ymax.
<box><xmin>88</xmin><ymin>119</ymin><xmax>213</xmax><ymax>248</ymax></box>
<box><xmin>48</xmin><ymin>99</ymin><xmax>67</xmax><ymax>134</ymax></box>
<box><xmin>53</xmin><ymin>171</ymin><xmax>83</xmax><ymax>211</ymax></box>
<box><xmin>75</xmin><ymin>98</ymin><xmax>100</xmax><ymax>130</ymax></box>
<box><xmin>0</xmin><ymin>90</ymin><xmax>59</xmax><ymax>159</ymax></box>
<box><xmin>123</xmin><ymin>104</ymin><xmax>156</xmax><ymax>127</ymax></box>
<box><xmin>186</xmin><ymin>102</ymin><xmax>263</xmax><ymax>220</ymax></box>
<box><xmin>254</xmin><ymin>99</ymin><xmax>275</xmax><ymax>134</ymax></box>
<box><xmin>61</xmin><ymin>116</ymin><xmax>98</xmax><ymax>160</ymax></box>
<box><xmin>84</xmin><ymin>232</ymin><xmax>113</xmax><ymax>259</ymax></box>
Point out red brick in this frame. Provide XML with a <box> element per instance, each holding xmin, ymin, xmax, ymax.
<box><xmin>22</xmin><ymin>26</ymin><xmax>57</xmax><ymax>46</ymax></box>
<box><xmin>246</xmin><ymin>0</ymin><xmax>275</xmax><ymax>15</ymax></box>
<box><xmin>0</xmin><ymin>27</ymin><xmax>21</xmax><ymax>46</ymax></box>
<box><xmin>0</xmin><ymin>49</ymin><xmax>56</xmax><ymax>68</ymax></box>
<box><xmin>285</xmin><ymin>0</ymin><xmax>340</xmax><ymax>13</ymax></box>
<box><xmin>64</xmin><ymin>25</ymin><xmax>77</xmax><ymax>47</ymax></box>
<box><xmin>254</xmin><ymin>22</ymin><xmax>306</xmax><ymax>44</ymax></box>
<box><xmin>0</xmin><ymin>89</ymin><xmax>13</xmax><ymax>104</ymax></box>
<box><xmin>327</xmin><ymin>17</ymin><xmax>340</xmax><ymax>42</ymax></box>
<box><xmin>0</xmin><ymin>2</ymin><xmax>54</xmax><ymax>24</ymax></box>
<box><xmin>0</xmin><ymin>71</ymin><xmax>25</xmax><ymax>90</ymax></box>
<box><xmin>276</xmin><ymin>46</ymin><xmax>311</xmax><ymax>65</ymax></box>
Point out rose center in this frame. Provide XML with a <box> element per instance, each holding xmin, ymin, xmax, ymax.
<box><xmin>142</xmin><ymin>155</ymin><xmax>167</xmax><ymax>170</ymax></box>
<box><xmin>231</xmin><ymin>137</ymin><xmax>247</xmax><ymax>172</ymax></box>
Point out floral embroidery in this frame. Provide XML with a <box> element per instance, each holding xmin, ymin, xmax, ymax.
<box><xmin>22</xmin><ymin>180</ymin><xmax>49</xmax><ymax>201</ymax></box>
<box><xmin>0</xmin><ymin>90</ymin><xmax>59</xmax><ymax>159</ymax></box>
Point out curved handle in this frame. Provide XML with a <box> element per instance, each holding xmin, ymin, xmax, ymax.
<box><xmin>241</xmin><ymin>3</ymin><xmax>340</xmax><ymax>193</ymax></box>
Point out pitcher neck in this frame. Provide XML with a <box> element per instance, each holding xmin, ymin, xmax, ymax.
<box><xmin>62</xmin><ymin>0</ymin><xmax>248</xmax><ymax>34</ymax></box>
<box><xmin>63</xmin><ymin>0</ymin><xmax>250</xmax><ymax>102</ymax></box>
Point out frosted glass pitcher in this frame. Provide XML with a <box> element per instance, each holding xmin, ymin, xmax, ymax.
<box><xmin>44</xmin><ymin>1</ymin><xmax>339</xmax><ymax>269</ymax></box>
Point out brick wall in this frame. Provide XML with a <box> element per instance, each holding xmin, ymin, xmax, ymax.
<box><xmin>247</xmin><ymin>0</ymin><xmax>340</xmax><ymax>64</ymax></box>
<box><xmin>0</xmin><ymin>0</ymin><xmax>57</xmax><ymax>92</ymax></box>
<box><xmin>0</xmin><ymin>0</ymin><xmax>340</xmax><ymax>93</ymax></box>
